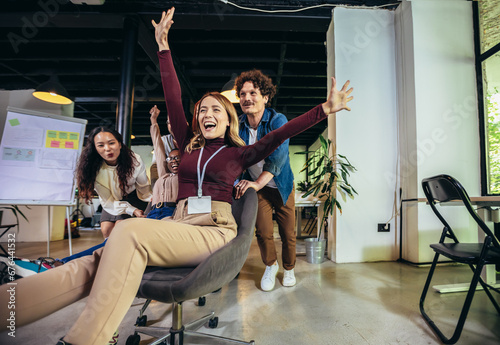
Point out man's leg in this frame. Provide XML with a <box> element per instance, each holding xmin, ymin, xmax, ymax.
<box><xmin>255</xmin><ymin>188</ymin><xmax>277</xmax><ymax>266</ymax></box>
<box><xmin>274</xmin><ymin>187</ymin><xmax>296</xmax><ymax>271</ymax></box>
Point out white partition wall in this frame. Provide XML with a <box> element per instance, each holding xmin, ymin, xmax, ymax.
<box><xmin>397</xmin><ymin>0</ymin><xmax>480</xmax><ymax>263</ymax></box>
<box><xmin>326</xmin><ymin>0</ymin><xmax>479</xmax><ymax>263</ymax></box>
<box><xmin>328</xmin><ymin>7</ymin><xmax>399</xmax><ymax>263</ymax></box>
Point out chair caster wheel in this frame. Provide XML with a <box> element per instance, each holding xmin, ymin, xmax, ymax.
<box><xmin>198</xmin><ymin>296</ymin><xmax>206</xmax><ymax>306</ymax></box>
<box><xmin>208</xmin><ymin>316</ymin><xmax>219</xmax><ymax>328</ymax></box>
<box><xmin>136</xmin><ymin>315</ymin><xmax>147</xmax><ymax>326</ymax></box>
<box><xmin>126</xmin><ymin>333</ymin><xmax>141</xmax><ymax>345</ymax></box>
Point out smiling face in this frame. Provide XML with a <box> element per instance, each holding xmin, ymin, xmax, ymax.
<box><xmin>167</xmin><ymin>149</ymin><xmax>180</xmax><ymax>174</ymax></box>
<box><xmin>239</xmin><ymin>81</ymin><xmax>269</xmax><ymax>117</ymax></box>
<box><xmin>94</xmin><ymin>131</ymin><xmax>122</xmax><ymax>166</ymax></box>
<box><xmin>198</xmin><ymin>96</ymin><xmax>230</xmax><ymax>140</ymax></box>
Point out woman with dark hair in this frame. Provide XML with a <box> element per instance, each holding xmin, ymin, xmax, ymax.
<box><xmin>0</xmin><ymin>8</ymin><xmax>353</xmax><ymax>345</ymax></box>
<box><xmin>75</xmin><ymin>126</ymin><xmax>152</xmax><ymax>238</ymax></box>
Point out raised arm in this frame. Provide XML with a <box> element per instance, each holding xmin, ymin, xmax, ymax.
<box><xmin>152</xmin><ymin>7</ymin><xmax>191</xmax><ymax>150</ymax></box>
<box><xmin>150</xmin><ymin>105</ymin><xmax>169</xmax><ymax>178</ymax></box>
<box><xmin>240</xmin><ymin>77</ymin><xmax>354</xmax><ymax>169</ymax></box>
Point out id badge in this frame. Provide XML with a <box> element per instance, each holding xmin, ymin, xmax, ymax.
<box><xmin>187</xmin><ymin>196</ymin><xmax>212</xmax><ymax>214</ymax></box>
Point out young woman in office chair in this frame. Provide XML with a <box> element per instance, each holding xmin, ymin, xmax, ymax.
<box><xmin>0</xmin><ymin>8</ymin><xmax>353</xmax><ymax>345</ymax></box>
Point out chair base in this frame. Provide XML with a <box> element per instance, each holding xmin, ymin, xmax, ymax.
<box><xmin>129</xmin><ymin>302</ymin><xmax>255</xmax><ymax>345</ymax></box>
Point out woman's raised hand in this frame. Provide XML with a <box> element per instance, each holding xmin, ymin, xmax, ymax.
<box><xmin>152</xmin><ymin>7</ymin><xmax>175</xmax><ymax>51</ymax></box>
<box><xmin>150</xmin><ymin>105</ymin><xmax>160</xmax><ymax>125</ymax></box>
<box><xmin>322</xmin><ymin>77</ymin><xmax>354</xmax><ymax>116</ymax></box>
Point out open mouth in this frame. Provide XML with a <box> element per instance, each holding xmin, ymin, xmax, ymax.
<box><xmin>203</xmin><ymin>121</ymin><xmax>216</xmax><ymax>131</ymax></box>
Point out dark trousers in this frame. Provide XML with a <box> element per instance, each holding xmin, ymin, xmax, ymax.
<box><xmin>255</xmin><ymin>186</ymin><xmax>296</xmax><ymax>270</ymax></box>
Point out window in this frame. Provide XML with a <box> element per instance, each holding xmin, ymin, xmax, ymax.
<box><xmin>474</xmin><ymin>0</ymin><xmax>500</xmax><ymax>194</ymax></box>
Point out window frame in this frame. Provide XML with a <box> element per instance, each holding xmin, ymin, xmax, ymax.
<box><xmin>473</xmin><ymin>1</ymin><xmax>500</xmax><ymax>195</ymax></box>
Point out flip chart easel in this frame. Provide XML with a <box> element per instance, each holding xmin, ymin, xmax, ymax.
<box><xmin>0</xmin><ymin>107</ymin><xmax>87</xmax><ymax>256</ymax></box>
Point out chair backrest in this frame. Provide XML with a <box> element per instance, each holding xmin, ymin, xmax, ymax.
<box><xmin>421</xmin><ymin>174</ymin><xmax>500</xmax><ymax>248</ymax></box>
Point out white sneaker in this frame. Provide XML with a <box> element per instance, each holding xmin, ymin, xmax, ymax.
<box><xmin>261</xmin><ymin>262</ymin><xmax>279</xmax><ymax>291</ymax></box>
<box><xmin>283</xmin><ymin>268</ymin><xmax>296</xmax><ymax>287</ymax></box>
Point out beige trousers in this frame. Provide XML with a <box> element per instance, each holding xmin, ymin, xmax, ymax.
<box><xmin>0</xmin><ymin>199</ymin><xmax>236</xmax><ymax>345</ymax></box>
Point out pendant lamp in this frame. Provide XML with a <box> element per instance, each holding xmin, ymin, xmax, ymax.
<box><xmin>220</xmin><ymin>73</ymin><xmax>239</xmax><ymax>103</ymax></box>
<box><xmin>33</xmin><ymin>75</ymin><xmax>73</xmax><ymax>105</ymax></box>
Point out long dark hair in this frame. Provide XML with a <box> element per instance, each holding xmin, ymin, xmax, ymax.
<box><xmin>76</xmin><ymin>127</ymin><xmax>138</xmax><ymax>202</ymax></box>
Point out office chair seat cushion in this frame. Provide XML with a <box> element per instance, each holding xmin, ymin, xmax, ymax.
<box><xmin>430</xmin><ymin>243</ymin><xmax>500</xmax><ymax>264</ymax></box>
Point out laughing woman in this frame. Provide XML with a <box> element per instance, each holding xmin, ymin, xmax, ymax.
<box><xmin>0</xmin><ymin>7</ymin><xmax>353</xmax><ymax>345</ymax></box>
<box><xmin>75</xmin><ymin>127</ymin><xmax>152</xmax><ymax>238</ymax></box>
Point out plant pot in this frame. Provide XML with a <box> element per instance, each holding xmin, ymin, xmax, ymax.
<box><xmin>305</xmin><ymin>238</ymin><xmax>326</xmax><ymax>264</ymax></box>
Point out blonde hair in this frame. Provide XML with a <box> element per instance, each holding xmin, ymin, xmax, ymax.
<box><xmin>186</xmin><ymin>92</ymin><xmax>245</xmax><ymax>153</ymax></box>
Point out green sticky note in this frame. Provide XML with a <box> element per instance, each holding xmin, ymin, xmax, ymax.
<box><xmin>69</xmin><ymin>133</ymin><xmax>78</xmax><ymax>140</ymax></box>
<box><xmin>47</xmin><ymin>131</ymin><xmax>57</xmax><ymax>138</ymax></box>
<box><xmin>59</xmin><ymin>132</ymin><xmax>68</xmax><ymax>139</ymax></box>
<box><xmin>9</xmin><ymin>118</ymin><xmax>20</xmax><ymax>126</ymax></box>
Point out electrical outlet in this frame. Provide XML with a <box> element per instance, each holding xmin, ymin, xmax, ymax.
<box><xmin>378</xmin><ymin>223</ymin><xmax>390</xmax><ymax>232</ymax></box>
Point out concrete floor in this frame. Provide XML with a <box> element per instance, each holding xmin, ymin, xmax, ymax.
<box><xmin>1</xmin><ymin>230</ymin><xmax>500</xmax><ymax>345</ymax></box>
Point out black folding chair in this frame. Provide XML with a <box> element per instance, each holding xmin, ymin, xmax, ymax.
<box><xmin>420</xmin><ymin>174</ymin><xmax>500</xmax><ymax>344</ymax></box>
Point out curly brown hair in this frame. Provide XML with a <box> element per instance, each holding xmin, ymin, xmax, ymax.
<box><xmin>235</xmin><ymin>69</ymin><xmax>276</xmax><ymax>105</ymax></box>
<box><xmin>75</xmin><ymin>127</ymin><xmax>138</xmax><ymax>202</ymax></box>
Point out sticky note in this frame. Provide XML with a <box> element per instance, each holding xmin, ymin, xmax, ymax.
<box><xmin>47</xmin><ymin>131</ymin><xmax>57</xmax><ymax>138</ymax></box>
<box><xmin>50</xmin><ymin>140</ymin><xmax>60</xmax><ymax>148</ymax></box>
<box><xmin>65</xmin><ymin>141</ymin><xmax>74</xmax><ymax>149</ymax></box>
<box><xmin>9</xmin><ymin>118</ymin><xmax>20</xmax><ymax>126</ymax></box>
<box><xmin>69</xmin><ymin>133</ymin><xmax>78</xmax><ymax>140</ymax></box>
<box><xmin>59</xmin><ymin>132</ymin><xmax>68</xmax><ymax>139</ymax></box>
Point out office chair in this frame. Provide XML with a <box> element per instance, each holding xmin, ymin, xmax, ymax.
<box><xmin>126</xmin><ymin>189</ymin><xmax>257</xmax><ymax>345</ymax></box>
<box><xmin>420</xmin><ymin>174</ymin><xmax>500</xmax><ymax>344</ymax></box>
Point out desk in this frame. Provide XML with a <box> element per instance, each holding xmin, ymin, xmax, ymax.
<box><xmin>429</xmin><ymin>196</ymin><xmax>500</xmax><ymax>293</ymax></box>
<box><xmin>295</xmin><ymin>199</ymin><xmax>323</xmax><ymax>239</ymax></box>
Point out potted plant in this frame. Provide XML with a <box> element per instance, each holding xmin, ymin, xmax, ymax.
<box><xmin>0</xmin><ymin>205</ymin><xmax>29</xmax><ymax>227</ymax></box>
<box><xmin>295</xmin><ymin>135</ymin><xmax>357</xmax><ymax>263</ymax></box>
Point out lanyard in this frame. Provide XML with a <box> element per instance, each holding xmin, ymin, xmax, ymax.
<box><xmin>196</xmin><ymin>145</ymin><xmax>226</xmax><ymax>197</ymax></box>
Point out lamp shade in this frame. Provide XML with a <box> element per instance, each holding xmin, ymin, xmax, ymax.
<box><xmin>220</xmin><ymin>73</ymin><xmax>239</xmax><ymax>103</ymax></box>
<box><xmin>33</xmin><ymin>75</ymin><xmax>72</xmax><ymax>105</ymax></box>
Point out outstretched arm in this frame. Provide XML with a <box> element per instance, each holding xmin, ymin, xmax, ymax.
<box><xmin>240</xmin><ymin>78</ymin><xmax>354</xmax><ymax>169</ymax></box>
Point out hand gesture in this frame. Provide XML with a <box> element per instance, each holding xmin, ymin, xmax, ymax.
<box><xmin>152</xmin><ymin>7</ymin><xmax>175</xmax><ymax>51</ymax></box>
<box><xmin>150</xmin><ymin>105</ymin><xmax>160</xmax><ymax>125</ymax></box>
<box><xmin>133</xmin><ymin>209</ymin><xmax>146</xmax><ymax>218</ymax></box>
<box><xmin>234</xmin><ymin>180</ymin><xmax>260</xmax><ymax>200</ymax></box>
<box><xmin>322</xmin><ymin>77</ymin><xmax>354</xmax><ymax>116</ymax></box>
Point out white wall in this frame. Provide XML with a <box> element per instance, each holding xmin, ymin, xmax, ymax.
<box><xmin>398</xmin><ymin>0</ymin><xmax>479</xmax><ymax>263</ymax></box>
<box><xmin>131</xmin><ymin>144</ymin><xmax>154</xmax><ymax>180</ymax></box>
<box><xmin>330</xmin><ymin>7</ymin><xmax>399</xmax><ymax>263</ymax></box>
<box><xmin>289</xmin><ymin>145</ymin><xmax>307</xmax><ymax>184</ymax></box>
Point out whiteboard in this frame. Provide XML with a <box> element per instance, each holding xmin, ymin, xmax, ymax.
<box><xmin>0</xmin><ymin>107</ymin><xmax>87</xmax><ymax>205</ymax></box>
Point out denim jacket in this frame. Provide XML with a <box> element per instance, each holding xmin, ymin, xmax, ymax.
<box><xmin>239</xmin><ymin>108</ymin><xmax>294</xmax><ymax>204</ymax></box>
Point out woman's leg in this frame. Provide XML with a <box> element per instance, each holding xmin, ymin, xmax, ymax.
<box><xmin>0</xmin><ymin>248</ymin><xmax>104</xmax><ymax>328</ymax></box>
<box><xmin>64</xmin><ymin>211</ymin><xmax>236</xmax><ymax>345</ymax></box>
<box><xmin>60</xmin><ymin>240</ymin><xmax>107</xmax><ymax>264</ymax></box>
<box><xmin>100</xmin><ymin>221</ymin><xmax>115</xmax><ymax>239</ymax></box>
